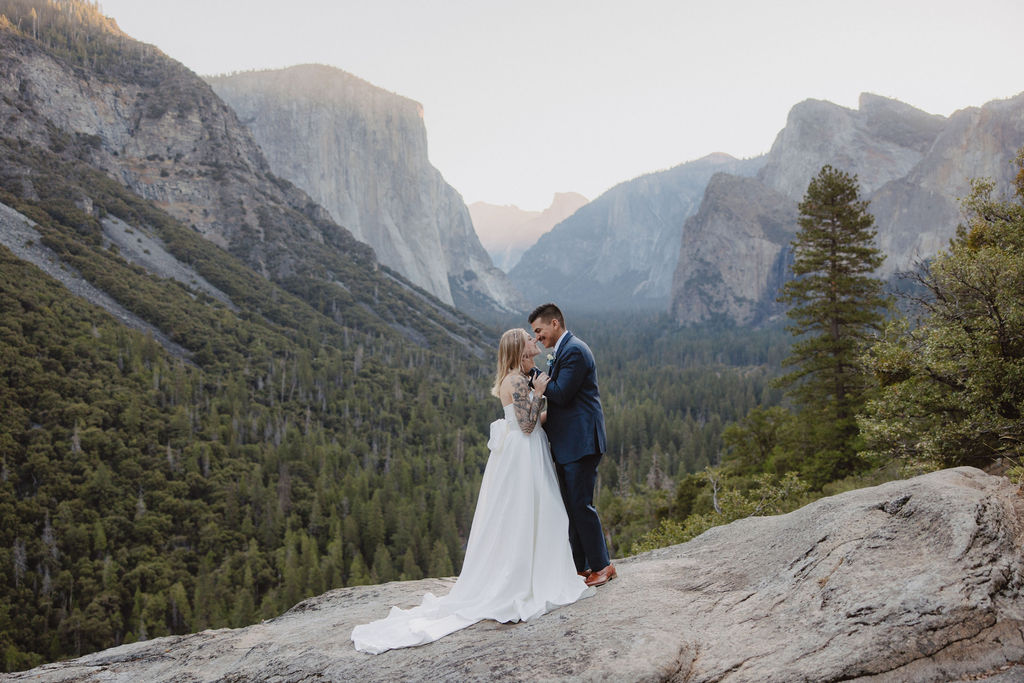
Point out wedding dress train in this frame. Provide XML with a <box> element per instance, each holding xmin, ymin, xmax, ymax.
<box><xmin>351</xmin><ymin>404</ymin><xmax>594</xmax><ymax>654</ymax></box>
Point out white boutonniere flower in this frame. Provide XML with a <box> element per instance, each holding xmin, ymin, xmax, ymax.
<box><xmin>546</xmin><ymin>353</ymin><xmax>555</xmax><ymax>368</ymax></box>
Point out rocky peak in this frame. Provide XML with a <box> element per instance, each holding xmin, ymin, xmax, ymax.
<box><xmin>0</xmin><ymin>9</ymin><xmax>494</xmax><ymax>349</ymax></box>
<box><xmin>672</xmin><ymin>173</ymin><xmax>797</xmax><ymax>326</ymax></box>
<box><xmin>758</xmin><ymin>93</ymin><xmax>946</xmax><ymax>200</ymax></box>
<box><xmin>13</xmin><ymin>467</ymin><xmax>1024</xmax><ymax>681</ymax></box>
<box><xmin>548</xmin><ymin>191</ymin><xmax>589</xmax><ymax>213</ymax></box>
<box><xmin>0</xmin><ymin>23</ymin><xmax>359</xmax><ymax>276</ymax></box>
<box><xmin>857</xmin><ymin>92</ymin><xmax>947</xmax><ymax>152</ymax></box>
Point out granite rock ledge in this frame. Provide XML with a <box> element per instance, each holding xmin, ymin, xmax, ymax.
<box><xmin>12</xmin><ymin>467</ymin><xmax>1024</xmax><ymax>682</ymax></box>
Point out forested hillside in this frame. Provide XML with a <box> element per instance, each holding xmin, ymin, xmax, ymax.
<box><xmin>0</xmin><ymin>0</ymin><xmax>494</xmax><ymax>669</ymax></box>
<box><xmin>0</xmin><ymin>155</ymin><xmax>499</xmax><ymax>668</ymax></box>
<box><xmin>583</xmin><ymin>317</ymin><xmax>790</xmax><ymax>551</ymax></box>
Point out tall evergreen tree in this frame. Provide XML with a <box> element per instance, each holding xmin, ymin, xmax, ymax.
<box><xmin>777</xmin><ymin>165</ymin><xmax>888</xmax><ymax>484</ymax></box>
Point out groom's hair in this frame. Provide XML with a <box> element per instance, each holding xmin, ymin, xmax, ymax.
<box><xmin>528</xmin><ymin>303</ymin><xmax>564</xmax><ymax>327</ymax></box>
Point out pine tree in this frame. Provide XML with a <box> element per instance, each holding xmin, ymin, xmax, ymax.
<box><xmin>230</xmin><ymin>566</ymin><xmax>256</xmax><ymax>627</ymax></box>
<box><xmin>399</xmin><ymin>547</ymin><xmax>423</xmax><ymax>581</ymax></box>
<box><xmin>372</xmin><ymin>545</ymin><xmax>395</xmax><ymax>583</ymax></box>
<box><xmin>167</xmin><ymin>582</ymin><xmax>192</xmax><ymax>633</ymax></box>
<box><xmin>346</xmin><ymin>552</ymin><xmax>372</xmax><ymax>586</ymax></box>
<box><xmin>427</xmin><ymin>539</ymin><xmax>454</xmax><ymax>577</ymax></box>
<box><xmin>777</xmin><ymin>165</ymin><xmax>888</xmax><ymax>485</ymax></box>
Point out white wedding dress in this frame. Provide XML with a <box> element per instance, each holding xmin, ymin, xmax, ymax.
<box><xmin>351</xmin><ymin>403</ymin><xmax>594</xmax><ymax>654</ymax></box>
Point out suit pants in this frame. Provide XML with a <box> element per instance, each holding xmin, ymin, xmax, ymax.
<box><xmin>555</xmin><ymin>452</ymin><xmax>611</xmax><ymax>572</ymax></box>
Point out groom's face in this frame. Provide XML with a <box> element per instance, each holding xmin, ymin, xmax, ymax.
<box><xmin>531</xmin><ymin>317</ymin><xmax>561</xmax><ymax>350</ymax></box>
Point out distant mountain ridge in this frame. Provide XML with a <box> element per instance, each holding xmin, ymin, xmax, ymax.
<box><xmin>207</xmin><ymin>65</ymin><xmax>523</xmax><ymax>318</ymax></box>
<box><xmin>510</xmin><ymin>153</ymin><xmax>765</xmax><ymax>311</ymax></box>
<box><xmin>672</xmin><ymin>92</ymin><xmax>1024</xmax><ymax>325</ymax></box>
<box><xmin>469</xmin><ymin>192</ymin><xmax>589</xmax><ymax>271</ymax></box>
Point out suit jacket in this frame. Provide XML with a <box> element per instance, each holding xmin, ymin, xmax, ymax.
<box><xmin>543</xmin><ymin>331</ymin><xmax>607</xmax><ymax>464</ymax></box>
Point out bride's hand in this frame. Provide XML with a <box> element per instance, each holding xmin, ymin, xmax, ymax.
<box><xmin>532</xmin><ymin>371</ymin><xmax>550</xmax><ymax>395</ymax></box>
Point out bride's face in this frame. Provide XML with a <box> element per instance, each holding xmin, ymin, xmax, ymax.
<box><xmin>523</xmin><ymin>336</ymin><xmax>540</xmax><ymax>357</ymax></box>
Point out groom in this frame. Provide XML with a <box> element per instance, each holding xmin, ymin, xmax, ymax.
<box><xmin>529</xmin><ymin>303</ymin><xmax>616</xmax><ymax>587</ymax></box>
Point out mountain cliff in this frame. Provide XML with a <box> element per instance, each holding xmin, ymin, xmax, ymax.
<box><xmin>13</xmin><ymin>467</ymin><xmax>1024</xmax><ymax>681</ymax></box>
<box><xmin>469</xmin><ymin>192</ymin><xmax>589</xmax><ymax>272</ymax></box>
<box><xmin>672</xmin><ymin>92</ymin><xmax>1024</xmax><ymax>325</ymax></box>
<box><xmin>207</xmin><ymin>65</ymin><xmax>523</xmax><ymax>317</ymax></box>
<box><xmin>509</xmin><ymin>153</ymin><xmax>765</xmax><ymax>311</ymax></box>
<box><xmin>671</xmin><ymin>173</ymin><xmax>798</xmax><ymax>326</ymax></box>
<box><xmin>0</xmin><ymin>5</ymin><xmax>489</xmax><ymax>346</ymax></box>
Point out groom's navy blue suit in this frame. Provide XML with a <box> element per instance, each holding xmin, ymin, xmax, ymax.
<box><xmin>543</xmin><ymin>331</ymin><xmax>611</xmax><ymax>572</ymax></box>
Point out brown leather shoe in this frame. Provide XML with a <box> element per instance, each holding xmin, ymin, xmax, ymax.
<box><xmin>577</xmin><ymin>569</ymin><xmax>592</xmax><ymax>579</ymax></box>
<box><xmin>584</xmin><ymin>563</ymin><xmax>616</xmax><ymax>587</ymax></box>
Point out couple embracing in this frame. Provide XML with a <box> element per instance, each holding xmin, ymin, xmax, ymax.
<box><xmin>352</xmin><ymin>303</ymin><xmax>615</xmax><ymax>655</ymax></box>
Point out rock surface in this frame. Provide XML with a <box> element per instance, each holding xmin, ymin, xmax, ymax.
<box><xmin>208</xmin><ymin>65</ymin><xmax>523</xmax><ymax>316</ymax></box>
<box><xmin>672</xmin><ymin>92</ymin><xmax>1024</xmax><ymax>325</ymax></box>
<box><xmin>15</xmin><ymin>467</ymin><xmax>1024</xmax><ymax>682</ymax></box>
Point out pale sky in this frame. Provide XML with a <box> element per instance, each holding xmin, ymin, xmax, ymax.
<box><xmin>98</xmin><ymin>0</ymin><xmax>1023</xmax><ymax>211</ymax></box>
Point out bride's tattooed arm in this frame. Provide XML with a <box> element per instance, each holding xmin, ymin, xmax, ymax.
<box><xmin>510</xmin><ymin>374</ymin><xmax>544</xmax><ymax>434</ymax></box>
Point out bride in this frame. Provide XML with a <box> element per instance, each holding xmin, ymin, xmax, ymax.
<box><xmin>351</xmin><ymin>328</ymin><xmax>594</xmax><ymax>654</ymax></box>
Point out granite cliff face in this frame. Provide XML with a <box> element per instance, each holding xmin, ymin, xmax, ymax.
<box><xmin>0</xmin><ymin>16</ymin><xmax>492</xmax><ymax>346</ymax></box>
<box><xmin>14</xmin><ymin>467</ymin><xmax>1024</xmax><ymax>681</ymax></box>
<box><xmin>672</xmin><ymin>92</ymin><xmax>1024</xmax><ymax>325</ymax></box>
<box><xmin>208</xmin><ymin>65</ymin><xmax>522</xmax><ymax>316</ymax></box>
<box><xmin>469</xmin><ymin>192</ymin><xmax>589</xmax><ymax>272</ymax></box>
<box><xmin>671</xmin><ymin>174</ymin><xmax>797</xmax><ymax>325</ymax></box>
<box><xmin>510</xmin><ymin>153</ymin><xmax>764</xmax><ymax>311</ymax></box>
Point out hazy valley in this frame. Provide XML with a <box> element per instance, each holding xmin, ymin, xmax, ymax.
<box><xmin>469</xmin><ymin>192</ymin><xmax>588</xmax><ymax>272</ymax></box>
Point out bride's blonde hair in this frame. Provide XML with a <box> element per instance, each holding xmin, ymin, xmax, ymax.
<box><xmin>491</xmin><ymin>328</ymin><xmax>527</xmax><ymax>397</ymax></box>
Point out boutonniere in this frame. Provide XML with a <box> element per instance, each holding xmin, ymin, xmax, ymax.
<box><xmin>546</xmin><ymin>353</ymin><xmax>555</xmax><ymax>368</ymax></box>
